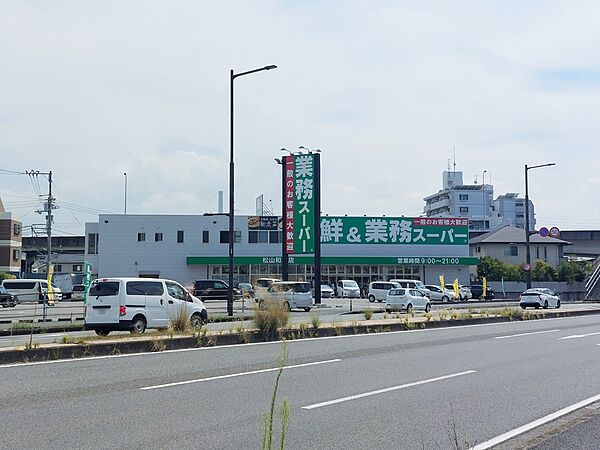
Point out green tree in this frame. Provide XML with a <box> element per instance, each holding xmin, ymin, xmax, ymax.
<box><xmin>531</xmin><ymin>260</ymin><xmax>556</xmax><ymax>282</ymax></box>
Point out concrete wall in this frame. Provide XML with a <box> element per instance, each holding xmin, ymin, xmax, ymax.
<box><xmin>487</xmin><ymin>281</ymin><xmax>587</xmax><ymax>301</ymax></box>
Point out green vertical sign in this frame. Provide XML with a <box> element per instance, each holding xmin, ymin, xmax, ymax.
<box><xmin>83</xmin><ymin>262</ymin><xmax>92</xmax><ymax>304</ymax></box>
<box><xmin>293</xmin><ymin>154</ymin><xmax>316</xmax><ymax>254</ymax></box>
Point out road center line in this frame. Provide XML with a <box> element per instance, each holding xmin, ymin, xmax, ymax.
<box><xmin>558</xmin><ymin>331</ymin><xmax>600</xmax><ymax>340</ymax></box>
<box><xmin>470</xmin><ymin>393</ymin><xmax>600</xmax><ymax>450</ymax></box>
<box><xmin>140</xmin><ymin>358</ymin><xmax>341</xmax><ymax>391</ymax></box>
<box><xmin>302</xmin><ymin>370</ymin><xmax>476</xmax><ymax>410</ymax></box>
<box><xmin>494</xmin><ymin>329</ymin><xmax>560</xmax><ymax>340</ymax></box>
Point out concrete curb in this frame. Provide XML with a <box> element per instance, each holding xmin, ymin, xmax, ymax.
<box><xmin>1</xmin><ymin>308</ymin><xmax>599</xmax><ymax>365</ymax></box>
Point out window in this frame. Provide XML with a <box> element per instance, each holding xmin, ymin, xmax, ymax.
<box><xmin>13</xmin><ymin>224</ymin><xmax>21</xmax><ymax>236</ymax></box>
<box><xmin>459</xmin><ymin>206</ymin><xmax>469</xmax><ymax>213</ymax></box>
<box><xmin>155</xmin><ymin>232</ymin><xmax>163</xmax><ymax>242</ymax></box>
<box><xmin>126</xmin><ymin>281</ymin><xmax>164</xmax><ymax>296</ymax></box>
<box><xmin>55</xmin><ymin>264</ymin><xmax>62</xmax><ymax>272</ymax></box>
<box><xmin>459</xmin><ymin>194</ymin><xmax>469</xmax><ymax>201</ymax></box>
<box><xmin>248</xmin><ymin>231</ymin><xmax>258</xmax><ymax>243</ymax></box>
<box><xmin>516</xmin><ymin>214</ymin><xmax>524</xmax><ymax>219</ymax></box>
<box><xmin>202</xmin><ymin>230</ymin><xmax>209</xmax><ymax>243</ymax></box>
<box><xmin>137</xmin><ymin>232</ymin><xmax>146</xmax><ymax>242</ymax></box>
<box><xmin>504</xmin><ymin>245</ymin><xmax>518</xmax><ymax>256</ymax></box>
<box><xmin>12</xmin><ymin>249</ymin><xmax>20</xmax><ymax>261</ymax></box>
<box><xmin>516</xmin><ymin>202</ymin><xmax>524</xmax><ymax>207</ymax></box>
<box><xmin>258</xmin><ymin>230</ymin><xmax>268</xmax><ymax>243</ymax></box>
<box><xmin>166</xmin><ymin>281</ymin><xmax>187</xmax><ymax>301</ymax></box>
<box><xmin>88</xmin><ymin>233</ymin><xmax>99</xmax><ymax>254</ymax></box>
<box><xmin>177</xmin><ymin>230</ymin><xmax>184</xmax><ymax>243</ymax></box>
<box><xmin>73</xmin><ymin>264</ymin><xmax>83</xmax><ymax>272</ymax></box>
<box><xmin>269</xmin><ymin>231</ymin><xmax>280</xmax><ymax>243</ymax></box>
<box><xmin>89</xmin><ymin>281</ymin><xmax>119</xmax><ymax>296</ymax></box>
<box><xmin>220</xmin><ymin>231</ymin><xmax>229</xmax><ymax>243</ymax></box>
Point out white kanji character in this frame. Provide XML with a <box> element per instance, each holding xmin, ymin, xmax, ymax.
<box><xmin>320</xmin><ymin>219</ymin><xmax>342</xmax><ymax>243</ymax></box>
<box><xmin>299</xmin><ymin>227</ymin><xmax>311</xmax><ymax>240</ymax></box>
<box><xmin>295</xmin><ymin>179</ymin><xmax>313</xmax><ymax>200</ymax></box>
<box><xmin>286</xmin><ymin>211</ymin><xmax>293</xmax><ymax>219</ymax></box>
<box><xmin>365</xmin><ymin>219</ymin><xmax>388</xmax><ymax>243</ymax></box>
<box><xmin>294</xmin><ymin>155</ymin><xmax>313</xmax><ymax>178</ymax></box>
<box><xmin>298</xmin><ymin>201</ymin><xmax>310</xmax><ymax>214</ymax></box>
<box><xmin>286</xmin><ymin>242</ymin><xmax>294</xmax><ymax>251</ymax></box>
<box><xmin>286</xmin><ymin>231</ymin><xmax>294</xmax><ymax>240</ymax></box>
<box><xmin>413</xmin><ymin>228</ymin><xmax>426</xmax><ymax>242</ymax></box>
<box><xmin>286</xmin><ymin>169</ymin><xmax>293</xmax><ymax>178</ymax></box>
<box><xmin>389</xmin><ymin>220</ymin><xmax>400</xmax><ymax>242</ymax></box>
<box><xmin>399</xmin><ymin>220</ymin><xmax>412</xmax><ymax>243</ymax></box>
<box><xmin>286</xmin><ymin>200</ymin><xmax>293</xmax><ymax>209</ymax></box>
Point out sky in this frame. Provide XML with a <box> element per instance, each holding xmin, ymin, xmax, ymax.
<box><xmin>1</xmin><ymin>0</ymin><xmax>600</xmax><ymax>236</ymax></box>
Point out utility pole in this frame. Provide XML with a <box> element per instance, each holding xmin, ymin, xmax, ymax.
<box><xmin>29</xmin><ymin>170</ymin><xmax>57</xmax><ymax>273</ymax></box>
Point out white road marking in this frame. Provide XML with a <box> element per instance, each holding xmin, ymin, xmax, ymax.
<box><xmin>140</xmin><ymin>358</ymin><xmax>341</xmax><ymax>390</ymax></box>
<box><xmin>494</xmin><ymin>329</ymin><xmax>560</xmax><ymax>340</ymax></box>
<box><xmin>470</xmin><ymin>393</ymin><xmax>600</xmax><ymax>450</ymax></box>
<box><xmin>302</xmin><ymin>370</ymin><xmax>476</xmax><ymax>410</ymax></box>
<box><xmin>558</xmin><ymin>331</ymin><xmax>600</xmax><ymax>340</ymax></box>
<box><xmin>1</xmin><ymin>314</ymin><xmax>597</xmax><ymax>369</ymax></box>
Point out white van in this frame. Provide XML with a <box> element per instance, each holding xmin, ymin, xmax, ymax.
<box><xmin>337</xmin><ymin>280</ymin><xmax>360</xmax><ymax>298</ymax></box>
<box><xmin>390</xmin><ymin>279</ymin><xmax>431</xmax><ymax>299</ymax></box>
<box><xmin>368</xmin><ymin>281</ymin><xmax>401</xmax><ymax>303</ymax></box>
<box><xmin>1</xmin><ymin>278</ymin><xmax>63</xmax><ymax>303</ymax></box>
<box><xmin>84</xmin><ymin>278</ymin><xmax>207</xmax><ymax>336</ymax></box>
<box><xmin>254</xmin><ymin>278</ymin><xmax>281</xmax><ymax>302</ymax></box>
<box><xmin>258</xmin><ymin>281</ymin><xmax>313</xmax><ymax>312</ymax></box>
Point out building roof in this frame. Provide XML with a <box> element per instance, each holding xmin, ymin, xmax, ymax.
<box><xmin>469</xmin><ymin>225</ymin><xmax>571</xmax><ymax>245</ymax></box>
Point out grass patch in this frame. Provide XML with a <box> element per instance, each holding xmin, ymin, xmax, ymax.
<box><xmin>310</xmin><ymin>314</ymin><xmax>321</xmax><ymax>330</ymax></box>
<box><xmin>169</xmin><ymin>307</ymin><xmax>191</xmax><ymax>334</ymax></box>
<box><xmin>363</xmin><ymin>308</ymin><xmax>373</xmax><ymax>320</ymax></box>
<box><xmin>254</xmin><ymin>301</ymin><xmax>289</xmax><ymax>336</ymax></box>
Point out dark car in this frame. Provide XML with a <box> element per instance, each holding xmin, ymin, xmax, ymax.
<box><xmin>469</xmin><ymin>284</ymin><xmax>495</xmax><ymax>300</ymax></box>
<box><xmin>0</xmin><ymin>286</ymin><xmax>17</xmax><ymax>308</ymax></box>
<box><xmin>193</xmin><ymin>279</ymin><xmax>241</xmax><ymax>301</ymax></box>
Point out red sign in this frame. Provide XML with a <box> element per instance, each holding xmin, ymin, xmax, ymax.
<box><xmin>522</xmin><ymin>264</ymin><xmax>531</xmax><ymax>272</ymax></box>
<box><xmin>284</xmin><ymin>156</ymin><xmax>295</xmax><ymax>254</ymax></box>
<box><xmin>413</xmin><ymin>217</ymin><xmax>469</xmax><ymax>227</ymax></box>
<box><xmin>550</xmin><ymin>227</ymin><xmax>560</xmax><ymax>238</ymax></box>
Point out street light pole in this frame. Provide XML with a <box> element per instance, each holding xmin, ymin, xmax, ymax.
<box><xmin>482</xmin><ymin>170</ymin><xmax>487</xmax><ymax>231</ymax></box>
<box><xmin>524</xmin><ymin>162</ymin><xmax>556</xmax><ymax>289</ymax></box>
<box><xmin>228</xmin><ymin>65</ymin><xmax>277</xmax><ymax>317</ymax></box>
<box><xmin>124</xmin><ymin>172</ymin><xmax>128</xmax><ymax>215</ymax></box>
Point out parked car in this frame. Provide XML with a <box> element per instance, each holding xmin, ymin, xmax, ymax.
<box><xmin>469</xmin><ymin>284</ymin><xmax>495</xmax><ymax>300</ymax></box>
<box><xmin>258</xmin><ymin>281</ymin><xmax>313</xmax><ymax>312</ymax></box>
<box><xmin>71</xmin><ymin>284</ymin><xmax>87</xmax><ymax>301</ymax></box>
<box><xmin>85</xmin><ymin>278</ymin><xmax>207</xmax><ymax>336</ymax></box>
<box><xmin>336</xmin><ymin>280</ymin><xmax>361</xmax><ymax>298</ymax></box>
<box><xmin>0</xmin><ymin>286</ymin><xmax>16</xmax><ymax>308</ymax></box>
<box><xmin>313</xmin><ymin>284</ymin><xmax>335</xmax><ymax>299</ymax></box>
<box><xmin>193</xmin><ymin>279</ymin><xmax>241</xmax><ymax>301</ymax></box>
<box><xmin>443</xmin><ymin>284</ymin><xmax>470</xmax><ymax>301</ymax></box>
<box><xmin>386</xmin><ymin>288</ymin><xmax>431</xmax><ymax>313</ymax></box>
<box><xmin>254</xmin><ymin>278</ymin><xmax>281</xmax><ymax>299</ymax></box>
<box><xmin>368</xmin><ymin>281</ymin><xmax>401</xmax><ymax>303</ymax></box>
<box><xmin>390</xmin><ymin>279</ymin><xmax>431</xmax><ymax>299</ymax></box>
<box><xmin>519</xmin><ymin>288</ymin><xmax>561</xmax><ymax>309</ymax></box>
<box><xmin>1</xmin><ymin>278</ymin><xmax>62</xmax><ymax>303</ymax></box>
<box><xmin>425</xmin><ymin>285</ymin><xmax>457</xmax><ymax>302</ymax></box>
<box><xmin>237</xmin><ymin>282</ymin><xmax>255</xmax><ymax>299</ymax></box>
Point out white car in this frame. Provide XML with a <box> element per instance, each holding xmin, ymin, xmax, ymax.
<box><xmin>425</xmin><ymin>285</ymin><xmax>457</xmax><ymax>302</ymax></box>
<box><xmin>444</xmin><ymin>284</ymin><xmax>470</xmax><ymax>301</ymax></box>
<box><xmin>336</xmin><ymin>280</ymin><xmax>361</xmax><ymax>298</ymax></box>
<box><xmin>519</xmin><ymin>288</ymin><xmax>561</xmax><ymax>309</ymax></box>
<box><xmin>85</xmin><ymin>278</ymin><xmax>207</xmax><ymax>335</ymax></box>
<box><xmin>390</xmin><ymin>279</ymin><xmax>431</xmax><ymax>299</ymax></box>
<box><xmin>254</xmin><ymin>278</ymin><xmax>281</xmax><ymax>300</ymax></box>
<box><xmin>71</xmin><ymin>284</ymin><xmax>86</xmax><ymax>301</ymax></box>
<box><xmin>386</xmin><ymin>288</ymin><xmax>431</xmax><ymax>313</ymax></box>
<box><xmin>1</xmin><ymin>278</ymin><xmax>63</xmax><ymax>303</ymax></box>
<box><xmin>258</xmin><ymin>281</ymin><xmax>313</xmax><ymax>312</ymax></box>
<box><xmin>368</xmin><ymin>281</ymin><xmax>401</xmax><ymax>303</ymax></box>
<box><xmin>314</xmin><ymin>284</ymin><xmax>334</xmax><ymax>299</ymax></box>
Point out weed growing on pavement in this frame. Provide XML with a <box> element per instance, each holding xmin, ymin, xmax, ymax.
<box><xmin>333</xmin><ymin>324</ymin><xmax>344</xmax><ymax>336</ymax></box>
<box><xmin>363</xmin><ymin>308</ymin><xmax>373</xmax><ymax>320</ymax></box>
<box><xmin>458</xmin><ymin>312</ymin><xmax>472</xmax><ymax>320</ymax></box>
<box><xmin>450</xmin><ymin>310</ymin><xmax>459</xmax><ymax>320</ymax></box>
<box><xmin>298</xmin><ymin>322</ymin><xmax>309</xmax><ymax>335</ymax></box>
<box><xmin>169</xmin><ymin>307</ymin><xmax>190</xmax><ymax>334</ymax></box>
<box><xmin>439</xmin><ymin>310</ymin><xmax>449</xmax><ymax>320</ymax></box>
<box><xmin>254</xmin><ymin>302</ymin><xmax>289</xmax><ymax>337</ymax></box>
<box><xmin>310</xmin><ymin>314</ymin><xmax>321</xmax><ymax>329</ymax></box>
<box><xmin>499</xmin><ymin>307</ymin><xmax>524</xmax><ymax>321</ymax></box>
<box><xmin>150</xmin><ymin>337</ymin><xmax>166</xmax><ymax>352</ymax></box>
<box><xmin>261</xmin><ymin>344</ymin><xmax>290</xmax><ymax>450</ymax></box>
<box><xmin>382</xmin><ymin>312</ymin><xmax>388</xmax><ymax>319</ymax></box>
<box><xmin>446</xmin><ymin>400</ymin><xmax>472</xmax><ymax>449</ymax></box>
<box><xmin>424</xmin><ymin>312</ymin><xmax>433</xmax><ymax>322</ymax></box>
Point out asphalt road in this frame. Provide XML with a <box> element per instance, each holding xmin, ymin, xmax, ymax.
<box><xmin>1</xmin><ymin>314</ymin><xmax>600</xmax><ymax>449</ymax></box>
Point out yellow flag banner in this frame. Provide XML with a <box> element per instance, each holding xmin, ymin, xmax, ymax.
<box><xmin>482</xmin><ymin>277</ymin><xmax>487</xmax><ymax>299</ymax></box>
<box><xmin>439</xmin><ymin>275</ymin><xmax>445</xmax><ymax>293</ymax></box>
<box><xmin>46</xmin><ymin>264</ymin><xmax>55</xmax><ymax>305</ymax></box>
<box><xmin>453</xmin><ymin>278</ymin><xmax>460</xmax><ymax>299</ymax></box>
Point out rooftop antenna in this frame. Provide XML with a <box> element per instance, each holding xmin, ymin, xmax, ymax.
<box><xmin>453</xmin><ymin>146</ymin><xmax>456</xmax><ymax>174</ymax></box>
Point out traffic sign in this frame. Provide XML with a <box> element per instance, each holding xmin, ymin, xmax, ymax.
<box><xmin>549</xmin><ymin>227</ymin><xmax>560</xmax><ymax>238</ymax></box>
<box><xmin>538</xmin><ymin>227</ymin><xmax>549</xmax><ymax>237</ymax></box>
<box><xmin>522</xmin><ymin>263</ymin><xmax>531</xmax><ymax>272</ymax></box>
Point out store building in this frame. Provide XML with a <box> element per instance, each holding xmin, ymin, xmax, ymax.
<box><xmin>85</xmin><ymin>214</ymin><xmax>477</xmax><ymax>288</ymax></box>
<box><xmin>0</xmin><ymin>199</ymin><xmax>23</xmax><ymax>274</ymax></box>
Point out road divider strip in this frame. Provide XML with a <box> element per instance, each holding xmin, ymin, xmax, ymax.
<box><xmin>302</xmin><ymin>370</ymin><xmax>476</xmax><ymax>410</ymax></box>
<box><xmin>140</xmin><ymin>358</ymin><xmax>341</xmax><ymax>391</ymax></box>
<box><xmin>470</xmin><ymin>393</ymin><xmax>600</xmax><ymax>450</ymax></box>
<box><xmin>494</xmin><ymin>329</ymin><xmax>560</xmax><ymax>340</ymax></box>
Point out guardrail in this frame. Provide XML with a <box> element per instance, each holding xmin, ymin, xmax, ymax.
<box><xmin>0</xmin><ymin>297</ymin><xmax>85</xmax><ymax>325</ymax></box>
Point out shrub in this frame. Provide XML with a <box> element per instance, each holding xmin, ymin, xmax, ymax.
<box><xmin>310</xmin><ymin>314</ymin><xmax>321</xmax><ymax>329</ymax></box>
<box><xmin>169</xmin><ymin>306</ymin><xmax>190</xmax><ymax>334</ymax></box>
<box><xmin>254</xmin><ymin>301</ymin><xmax>289</xmax><ymax>335</ymax></box>
<box><xmin>363</xmin><ymin>308</ymin><xmax>373</xmax><ymax>320</ymax></box>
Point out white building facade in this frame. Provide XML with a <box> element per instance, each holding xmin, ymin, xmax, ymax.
<box><xmin>85</xmin><ymin>214</ymin><xmax>477</xmax><ymax>288</ymax></box>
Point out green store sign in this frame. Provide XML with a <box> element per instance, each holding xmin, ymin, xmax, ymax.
<box><xmin>186</xmin><ymin>256</ymin><xmax>478</xmax><ymax>266</ymax></box>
